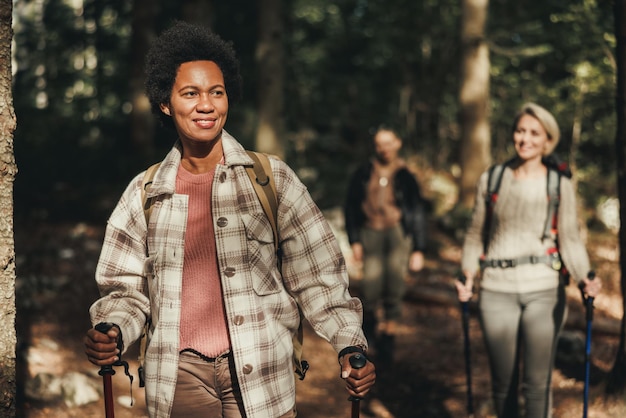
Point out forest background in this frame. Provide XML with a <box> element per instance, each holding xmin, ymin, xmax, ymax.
<box><xmin>11</xmin><ymin>0</ymin><xmax>618</xmax><ymax>222</ymax></box>
<box><xmin>2</xmin><ymin>0</ymin><xmax>625</xmax><ymax>417</ymax></box>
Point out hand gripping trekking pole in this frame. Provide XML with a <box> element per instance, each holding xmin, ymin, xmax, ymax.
<box><xmin>581</xmin><ymin>271</ymin><xmax>596</xmax><ymax>418</ymax></box>
<box><xmin>95</xmin><ymin>322</ymin><xmax>134</xmax><ymax>418</ymax></box>
<box><xmin>348</xmin><ymin>353</ymin><xmax>367</xmax><ymax>418</ymax></box>
<box><xmin>458</xmin><ymin>273</ymin><xmax>474</xmax><ymax>417</ymax></box>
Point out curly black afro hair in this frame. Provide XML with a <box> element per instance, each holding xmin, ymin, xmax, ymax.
<box><xmin>144</xmin><ymin>21</ymin><xmax>243</xmax><ymax>131</ymax></box>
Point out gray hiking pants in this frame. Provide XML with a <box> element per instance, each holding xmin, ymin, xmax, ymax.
<box><xmin>479</xmin><ymin>286</ymin><xmax>567</xmax><ymax>418</ymax></box>
<box><xmin>360</xmin><ymin>224</ymin><xmax>412</xmax><ymax>321</ymax></box>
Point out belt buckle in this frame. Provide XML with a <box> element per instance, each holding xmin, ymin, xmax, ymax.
<box><xmin>550</xmin><ymin>253</ymin><xmax>562</xmax><ymax>271</ymax></box>
<box><xmin>498</xmin><ymin>259</ymin><xmax>514</xmax><ymax>268</ymax></box>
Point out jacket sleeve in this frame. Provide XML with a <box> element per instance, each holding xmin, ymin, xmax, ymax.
<box><xmin>398</xmin><ymin>169</ymin><xmax>427</xmax><ymax>252</ymax></box>
<box><xmin>277</xmin><ymin>161</ymin><xmax>367</xmax><ymax>352</ymax></box>
<box><xmin>557</xmin><ymin>176</ymin><xmax>591</xmax><ymax>283</ymax></box>
<box><xmin>89</xmin><ymin>174</ymin><xmax>151</xmax><ymax>351</ymax></box>
<box><xmin>343</xmin><ymin>166</ymin><xmax>366</xmax><ymax>246</ymax></box>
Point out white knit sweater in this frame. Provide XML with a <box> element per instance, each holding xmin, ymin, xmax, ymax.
<box><xmin>461</xmin><ymin>166</ymin><xmax>591</xmax><ymax>293</ymax></box>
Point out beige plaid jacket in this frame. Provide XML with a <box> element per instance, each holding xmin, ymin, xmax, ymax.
<box><xmin>90</xmin><ymin>131</ymin><xmax>366</xmax><ymax>417</ymax></box>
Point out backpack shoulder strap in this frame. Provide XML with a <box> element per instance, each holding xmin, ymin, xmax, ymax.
<box><xmin>482</xmin><ymin>162</ymin><xmax>508</xmax><ymax>255</ymax></box>
<box><xmin>244</xmin><ymin>151</ymin><xmax>279</xmax><ymax>253</ymax></box>
<box><xmin>141</xmin><ymin>162</ymin><xmax>161</xmax><ymax>225</ymax></box>
<box><xmin>244</xmin><ymin>151</ymin><xmax>309</xmax><ymax>380</ymax></box>
<box><xmin>543</xmin><ymin>167</ymin><xmax>561</xmax><ymax>240</ymax></box>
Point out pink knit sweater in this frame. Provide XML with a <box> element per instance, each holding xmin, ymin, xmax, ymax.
<box><xmin>176</xmin><ymin>166</ymin><xmax>231</xmax><ymax>357</ymax></box>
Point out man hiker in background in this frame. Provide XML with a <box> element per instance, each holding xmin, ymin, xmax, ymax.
<box><xmin>84</xmin><ymin>21</ymin><xmax>375</xmax><ymax>418</ymax></box>
<box><xmin>344</xmin><ymin>126</ymin><xmax>427</xmax><ymax>366</ymax></box>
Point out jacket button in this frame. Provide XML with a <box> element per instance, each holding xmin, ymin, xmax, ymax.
<box><xmin>242</xmin><ymin>364</ymin><xmax>253</xmax><ymax>374</ymax></box>
<box><xmin>233</xmin><ymin>315</ymin><xmax>244</xmax><ymax>325</ymax></box>
<box><xmin>224</xmin><ymin>267</ymin><xmax>236</xmax><ymax>277</ymax></box>
<box><xmin>219</xmin><ymin>172</ymin><xmax>227</xmax><ymax>182</ymax></box>
<box><xmin>217</xmin><ymin>217</ymin><xmax>228</xmax><ymax>227</ymax></box>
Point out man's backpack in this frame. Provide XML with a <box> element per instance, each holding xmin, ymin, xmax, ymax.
<box><xmin>137</xmin><ymin>150</ymin><xmax>308</xmax><ymax>387</ymax></box>
<box><xmin>481</xmin><ymin>155</ymin><xmax>572</xmax><ymax>276</ymax></box>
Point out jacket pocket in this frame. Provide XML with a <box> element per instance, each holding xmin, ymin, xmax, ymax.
<box><xmin>241</xmin><ymin>212</ymin><xmax>282</xmax><ymax>295</ymax></box>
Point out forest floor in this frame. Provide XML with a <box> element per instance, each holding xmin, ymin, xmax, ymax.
<box><xmin>12</xmin><ymin>219</ymin><xmax>626</xmax><ymax>418</ymax></box>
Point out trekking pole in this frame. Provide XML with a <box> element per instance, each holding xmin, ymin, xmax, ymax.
<box><xmin>581</xmin><ymin>271</ymin><xmax>596</xmax><ymax>418</ymax></box>
<box><xmin>94</xmin><ymin>322</ymin><xmax>134</xmax><ymax>418</ymax></box>
<box><xmin>458</xmin><ymin>273</ymin><xmax>474</xmax><ymax>417</ymax></box>
<box><xmin>348</xmin><ymin>353</ymin><xmax>367</xmax><ymax>418</ymax></box>
<box><xmin>95</xmin><ymin>322</ymin><xmax>117</xmax><ymax>418</ymax></box>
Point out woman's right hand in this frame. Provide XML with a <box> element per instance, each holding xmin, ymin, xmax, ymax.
<box><xmin>455</xmin><ymin>273</ymin><xmax>474</xmax><ymax>302</ymax></box>
<box><xmin>84</xmin><ymin>325</ymin><xmax>120</xmax><ymax>366</ymax></box>
<box><xmin>351</xmin><ymin>243</ymin><xmax>364</xmax><ymax>263</ymax></box>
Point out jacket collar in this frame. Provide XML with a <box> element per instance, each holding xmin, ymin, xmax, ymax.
<box><xmin>145</xmin><ymin>129</ymin><xmax>253</xmax><ymax>198</ymax></box>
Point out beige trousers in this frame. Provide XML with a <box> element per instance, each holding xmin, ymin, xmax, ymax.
<box><xmin>171</xmin><ymin>350</ymin><xmax>296</xmax><ymax>418</ymax></box>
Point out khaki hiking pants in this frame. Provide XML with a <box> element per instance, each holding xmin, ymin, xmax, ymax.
<box><xmin>171</xmin><ymin>350</ymin><xmax>296</xmax><ymax>418</ymax></box>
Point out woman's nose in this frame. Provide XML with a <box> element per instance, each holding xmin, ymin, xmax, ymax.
<box><xmin>197</xmin><ymin>95</ymin><xmax>214</xmax><ymax>112</ymax></box>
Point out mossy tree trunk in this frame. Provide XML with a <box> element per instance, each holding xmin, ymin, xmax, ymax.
<box><xmin>0</xmin><ymin>0</ymin><xmax>17</xmax><ymax>415</ymax></box>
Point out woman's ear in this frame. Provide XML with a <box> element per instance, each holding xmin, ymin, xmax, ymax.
<box><xmin>159</xmin><ymin>103</ymin><xmax>171</xmax><ymax>116</ymax></box>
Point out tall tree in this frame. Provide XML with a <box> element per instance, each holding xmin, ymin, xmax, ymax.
<box><xmin>255</xmin><ymin>0</ymin><xmax>285</xmax><ymax>159</ymax></box>
<box><xmin>607</xmin><ymin>0</ymin><xmax>626</xmax><ymax>395</ymax></box>
<box><xmin>129</xmin><ymin>0</ymin><xmax>157</xmax><ymax>158</ymax></box>
<box><xmin>0</xmin><ymin>0</ymin><xmax>16</xmax><ymax>415</ymax></box>
<box><xmin>458</xmin><ymin>0</ymin><xmax>491</xmax><ymax>209</ymax></box>
<box><xmin>181</xmin><ymin>0</ymin><xmax>214</xmax><ymax>26</ymax></box>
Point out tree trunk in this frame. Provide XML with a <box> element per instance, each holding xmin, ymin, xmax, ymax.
<box><xmin>181</xmin><ymin>0</ymin><xmax>214</xmax><ymax>27</ymax></box>
<box><xmin>129</xmin><ymin>0</ymin><xmax>157</xmax><ymax>158</ymax></box>
<box><xmin>0</xmin><ymin>0</ymin><xmax>17</xmax><ymax>415</ymax></box>
<box><xmin>255</xmin><ymin>0</ymin><xmax>285</xmax><ymax>159</ymax></box>
<box><xmin>458</xmin><ymin>0</ymin><xmax>491</xmax><ymax>209</ymax></box>
<box><xmin>607</xmin><ymin>0</ymin><xmax>626</xmax><ymax>396</ymax></box>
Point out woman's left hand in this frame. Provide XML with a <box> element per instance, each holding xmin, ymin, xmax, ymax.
<box><xmin>340</xmin><ymin>354</ymin><xmax>376</xmax><ymax>398</ymax></box>
<box><xmin>581</xmin><ymin>275</ymin><xmax>602</xmax><ymax>298</ymax></box>
<box><xmin>408</xmin><ymin>251</ymin><xmax>424</xmax><ymax>273</ymax></box>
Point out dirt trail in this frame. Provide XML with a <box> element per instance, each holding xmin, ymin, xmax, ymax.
<box><xmin>15</xmin><ymin>222</ymin><xmax>626</xmax><ymax>417</ymax></box>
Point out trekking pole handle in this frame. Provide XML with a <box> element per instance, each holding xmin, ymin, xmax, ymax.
<box><xmin>585</xmin><ymin>271</ymin><xmax>596</xmax><ymax>321</ymax></box>
<box><xmin>458</xmin><ymin>271</ymin><xmax>466</xmax><ymax>285</ymax></box>
<box><xmin>347</xmin><ymin>353</ymin><xmax>367</xmax><ymax>402</ymax></box>
<box><xmin>95</xmin><ymin>322</ymin><xmax>119</xmax><ymax>376</ymax></box>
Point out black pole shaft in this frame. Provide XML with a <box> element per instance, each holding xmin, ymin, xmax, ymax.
<box><xmin>461</xmin><ymin>301</ymin><xmax>474</xmax><ymax>416</ymax></box>
<box><xmin>582</xmin><ymin>271</ymin><xmax>596</xmax><ymax>418</ymax></box>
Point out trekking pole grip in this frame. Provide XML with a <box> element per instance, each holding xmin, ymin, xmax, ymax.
<box><xmin>95</xmin><ymin>322</ymin><xmax>118</xmax><ymax>376</ymax></box>
<box><xmin>585</xmin><ymin>271</ymin><xmax>596</xmax><ymax>320</ymax></box>
<box><xmin>347</xmin><ymin>353</ymin><xmax>367</xmax><ymax>418</ymax></box>
<box><xmin>347</xmin><ymin>353</ymin><xmax>367</xmax><ymax>401</ymax></box>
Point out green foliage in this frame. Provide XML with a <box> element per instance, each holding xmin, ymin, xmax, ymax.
<box><xmin>10</xmin><ymin>0</ymin><xmax>618</xmax><ymax>221</ymax></box>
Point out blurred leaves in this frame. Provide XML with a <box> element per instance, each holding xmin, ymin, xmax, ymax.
<box><xmin>11</xmin><ymin>0</ymin><xmax>617</xmax><ymax>220</ymax></box>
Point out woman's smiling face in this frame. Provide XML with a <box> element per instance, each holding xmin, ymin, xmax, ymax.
<box><xmin>513</xmin><ymin>114</ymin><xmax>549</xmax><ymax>162</ymax></box>
<box><xmin>160</xmin><ymin>60</ymin><xmax>228</xmax><ymax>146</ymax></box>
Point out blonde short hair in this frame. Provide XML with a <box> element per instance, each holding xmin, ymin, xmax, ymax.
<box><xmin>512</xmin><ymin>102</ymin><xmax>560</xmax><ymax>156</ymax></box>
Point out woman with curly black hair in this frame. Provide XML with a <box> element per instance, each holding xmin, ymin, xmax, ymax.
<box><xmin>84</xmin><ymin>21</ymin><xmax>375</xmax><ymax>418</ymax></box>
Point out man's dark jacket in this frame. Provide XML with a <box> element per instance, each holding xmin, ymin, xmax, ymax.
<box><xmin>344</xmin><ymin>161</ymin><xmax>427</xmax><ymax>252</ymax></box>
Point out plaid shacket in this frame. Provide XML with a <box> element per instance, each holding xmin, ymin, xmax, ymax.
<box><xmin>90</xmin><ymin>131</ymin><xmax>367</xmax><ymax>418</ymax></box>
